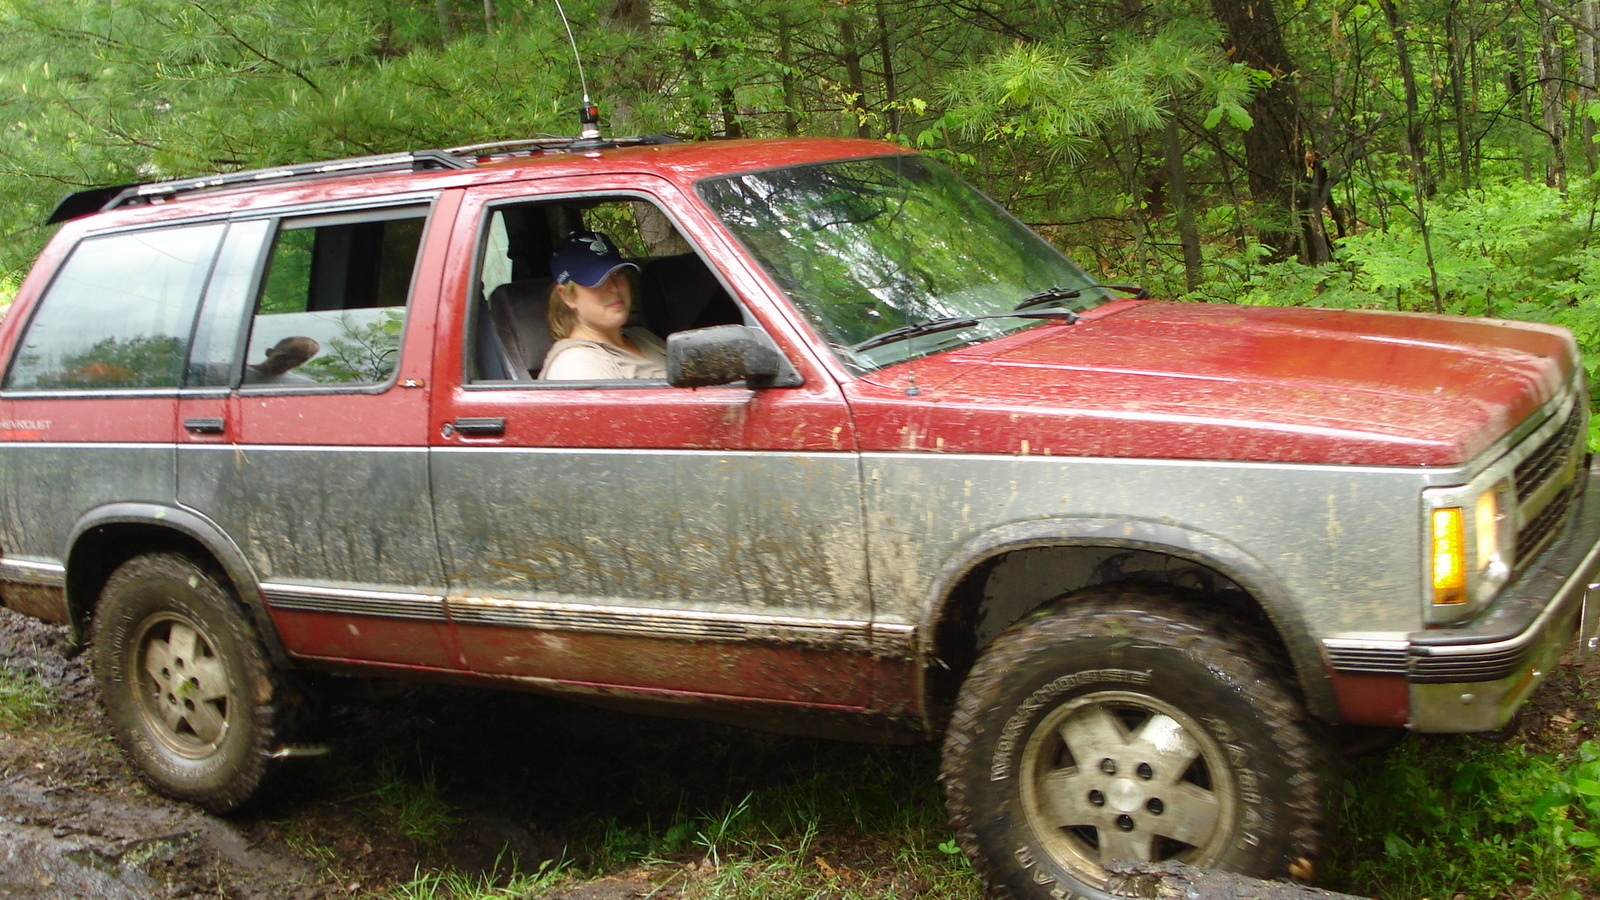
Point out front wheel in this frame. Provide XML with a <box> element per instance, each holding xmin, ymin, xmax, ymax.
<box><xmin>91</xmin><ymin>552</ymin><xmax>303</xmax><ymax>813</ymax></box>
<box><xmin>941</xmin><ymin>588</ymin><xmax>1327</xmax><ymax>900</ymax></box>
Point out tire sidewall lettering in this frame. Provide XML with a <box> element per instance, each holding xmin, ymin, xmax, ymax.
<box><xmin>1205</xmin><ymin>713</ymin><xmax>1266</xmax><ymax>841</ymax></box>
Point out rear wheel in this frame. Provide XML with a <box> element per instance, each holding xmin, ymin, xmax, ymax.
<box><xmin>941</xmin><ymin>587</ymin><xmax>1327</xmax><ymax>899</ymax></box>
<box><xmin>91</xmin><ymin>552</ymin><xmax>302</xmax><ymax>813</ymax></box>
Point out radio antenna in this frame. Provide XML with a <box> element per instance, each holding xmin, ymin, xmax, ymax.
<box><xmin>552</xmin><ymin>0</ymin><xmax>601</xmax><ymax>141</ymax></box>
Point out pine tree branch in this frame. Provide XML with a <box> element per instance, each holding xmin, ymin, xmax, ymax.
<box><xmin>183</xmin><ymin>1</ymin><xmax>325</xmax><ymax>96</ymax></box>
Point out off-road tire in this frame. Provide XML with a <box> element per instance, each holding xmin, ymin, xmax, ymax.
<box><xmin>941</xmin><ymin>586</ymin><xmax>1327</xmax><ymax>900</ymax></box>
<box><xmin>91</xmin><ymin>552</ymin><xmax>301</xmax><ymax>814</ymax></box>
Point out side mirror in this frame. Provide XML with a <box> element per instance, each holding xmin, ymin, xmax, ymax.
<box><xmin>666</xmin><ymin>325</ymin><xmax>801</xmax><ymax>389</ymax></box>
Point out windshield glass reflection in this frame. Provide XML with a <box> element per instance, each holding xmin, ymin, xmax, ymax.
<box><xmin>700</xmin><ymin>155</ymin><xmax>1105</xmax><ymax>371</ymax></box>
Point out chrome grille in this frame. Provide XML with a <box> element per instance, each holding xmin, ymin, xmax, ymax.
<box><xmin>1512</xmin><ymin>404</ymin><xmax>1584</xmax><ymax>567</ymax></box>
<box><xmin>1516</xmin><ymin>480</ymin><xmax>1576</xmax><ymax>562</ymax></box>
<box><xmin>1515</xmin><ymin>406</ymin><xmax>1582</xmax><ymax>502</ymax></box>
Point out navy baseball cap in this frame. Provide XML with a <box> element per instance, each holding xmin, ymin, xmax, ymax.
<box><xmin>550</xmin><ymin>231</ymin><xmax>639</xmax><ymax>287</ymax></box>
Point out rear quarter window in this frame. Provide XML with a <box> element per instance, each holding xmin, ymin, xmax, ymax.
<box><xmin>240</xmin><ymin>209</ymin><xmax>425</xmax><ymax>387</ymax></box>
<box><xmin>5</xmin><ymin>223</ymin><xmax>224</xmax><ymax>390</ymax></box>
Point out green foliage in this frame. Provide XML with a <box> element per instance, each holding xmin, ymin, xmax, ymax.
<box><xmin>1334</xmin><ymin>737</ymin><xmax>1600</xmax><ymax>899</ymax></box>
<box><xmin>1189</xmin><ymin>178</ymin><xmax>1583</xmax><ymax>310</ymax></box>
<box><xmin>939</xmin><ymin>18</ymin><xmax>1234</xmax><ymax>156</ymax></box>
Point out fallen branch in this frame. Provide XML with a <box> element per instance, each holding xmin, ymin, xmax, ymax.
<box><xmin>1103</xmin><ymin>861</ymin><xmax>1371</xmax><ymax>900</ymax></box>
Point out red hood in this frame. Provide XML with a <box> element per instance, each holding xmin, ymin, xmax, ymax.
<box><xmin>848</xmin><ymin>301</ymin><xmax>1576</xmax><ymax>466</ymax></box>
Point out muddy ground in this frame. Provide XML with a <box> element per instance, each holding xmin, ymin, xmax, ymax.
<box><xmin>0</xmin><ymin>606</ymin><xmax>962</xmax><ymax>899</ymax></box>
<box><xmin>3</xmin><ymin>603</ymin><xmax>1600</xmax><ymax>900</ymax></box>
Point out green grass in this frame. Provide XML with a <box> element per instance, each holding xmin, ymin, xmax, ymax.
<box><xmin>375</xmin><ymin>858</ymin><xmax>565</xmax><ymax>900</ymax></box>
<box><xmin>368</xmin><ymin>756</ymin><xmax>463</xmax><ymax>845</ymax></box>
<box><xmin>280</xmin><ymin>821</ymin><xmax>340</xmax><ymax>873</ymax></box>
<box><xmin>563</xmin><ymin>745</ymin><xmax>983</xmax><ymax>900</ymax></box>
<box><xmin>1330</xmin><ymin>735</ymin><xmax>1600</xmax><ymax>899</ymax></box>
<box><xmin>0</xmin><ymin>666</ymin><xmax>52</xmax><ymax>728</ymax></box>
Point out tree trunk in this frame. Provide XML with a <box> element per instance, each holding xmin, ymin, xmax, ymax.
<box><xmin>697</xmin><ymin>0</ymin><xmax>742</xmax><ymax>138</ymax></box>
<box><xmin>1381</xmin><ymin>0</ymin><xmax>1445</xmax><ymax>312</ymax></box>
<box><xmin>1207</xmin><ymin>0</ymin><xmax>1320</xmax><ymax>261</ymax></box>
<box><xmin>1507</xmin><ymin>27</ymin><xmax>1534</xmax><ymax>182</ymax></box>
<box><xmin>778</xmin><ymin>8</ymin><xmax>800</xmax><ymax>136</ymax></box>
<box><xmin>1162</xmin><ymin>118</ymin><xmax>1205</xmax><ymax>291</ymax></box>
<box><xmin>1580</xmin><ymin>1</ymin><xmax>1598</xmax><ymax>173</ymax></box>
<box><xmin>838</xmin><ymin>11</ymin><xmax>872</xmax><ymax>138</ymax></box>
<box><xmin>1538</xmin><ymin>7</ymin><xmax>1569</xmax><ymax>190</ymax></box>
<box><xmin>875</xmin><ymin>0</ymin><xmax>900</xmax><ymax>136</ymax></box>
<box><xmin>1381</xmin><ymin>0</ymin><xmax>1431</xmax><ymax>195</ymax></box>
<box><xmin>1445</xmin><ymin>0</ymin><xmax>1473</xmax><ymax>188</ymax></box>
<box><xmin>600</xmin><ymin>0</ymin><xmax>651</xmax><ymax>130</ymax></box>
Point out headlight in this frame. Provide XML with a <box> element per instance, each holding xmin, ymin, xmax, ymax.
<box><xmin>1424</xmin><ymin>478</ymin><xmax>1512</xmax><ymax>624</ymax></box>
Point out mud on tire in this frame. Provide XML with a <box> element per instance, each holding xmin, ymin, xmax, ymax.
<box><xmin>91</xmin><ymin>552</ymin><xmax>303</xmax><ymax>814</ymax></box>
<box><xmin>940</xmin><ymin>587</ymin><xmax>1327</xmax><ymax>900</ymax></box>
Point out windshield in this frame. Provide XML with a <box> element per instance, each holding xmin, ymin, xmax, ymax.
<box><xmin>699</xmin><ymin>155</ymin><xmax>1104</xmax><ymax>371</ymax></box>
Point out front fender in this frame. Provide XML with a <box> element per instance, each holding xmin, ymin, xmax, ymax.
<box><xmin>925</xmin><ymin>515</ymin><xmax>1336</xmax><ymax>722</ymax></box>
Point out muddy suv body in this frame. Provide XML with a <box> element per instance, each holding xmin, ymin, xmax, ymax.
<box><xmin>2</xmin><ymin>136</ymin><xmax>1598</xmax><ymax>899</ymax></box>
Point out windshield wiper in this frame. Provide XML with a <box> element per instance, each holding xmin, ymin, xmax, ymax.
<box><xmin>851</xmin><ymin>309</ymin><xmax>1078</xmax><ymax>353</ymax></box>
<box><xmin>1014</xmin><ymin>283</ymin><xmax>1147</xmax><ymax>312</ymax></box>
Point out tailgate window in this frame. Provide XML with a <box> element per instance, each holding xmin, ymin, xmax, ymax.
<box><xmin>5</xmin><ymin>223</ymin><xmax>224</xmax><ymax>390</ymax></box>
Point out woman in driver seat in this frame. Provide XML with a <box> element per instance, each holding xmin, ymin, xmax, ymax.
<box><xmin>540</xmin><ymin>231</ymin><xmax>667</xmax><ymax>380</ymax></box>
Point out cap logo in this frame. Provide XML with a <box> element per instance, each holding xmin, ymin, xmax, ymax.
<box><xmin>587</xmin><ymin>235</ymin><xmax>608</xmax><ymax>254</ymax></box>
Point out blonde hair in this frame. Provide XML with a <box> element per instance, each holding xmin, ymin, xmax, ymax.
<box><xmin>547</xmin><ymin>281</ymin><xmax>577</xmax><ymax>340</ymax></box>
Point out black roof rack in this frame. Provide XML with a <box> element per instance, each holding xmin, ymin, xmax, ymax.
<box><xmin>45</xmin><ymin>133</ymin><xmax>681</xmax><ymax>225</ymax></box>
<box><xmin>46</xmin><ymin>149</ymin><xmax>470</xmax><ymax>224</ymax></box>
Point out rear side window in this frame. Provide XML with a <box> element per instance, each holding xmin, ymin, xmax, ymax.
<box><xmin>241</xmin><ymin>208</ymin><xmax>425</xmax><ymax>387</ymax></box>
<box><xmin>5</xmin><ymin>224</ymin><xmax>224</xmax><ymax>390</ymax></box>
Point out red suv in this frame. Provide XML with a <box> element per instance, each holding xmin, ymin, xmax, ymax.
<box><xmin>1</xmin><ymin>134</ymin><xmax>1596</xmax><ymax>900</ymax></box>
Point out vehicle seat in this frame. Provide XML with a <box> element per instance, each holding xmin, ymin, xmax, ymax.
<box><xmin>640</xmin><ymin>254</ymin><xmax>741</xmax><ymax>337</ymax></box>
<box><xmin>483</xmin><ymin>277</ymin><xmax>555</xmax><ymax>379</ymax></box>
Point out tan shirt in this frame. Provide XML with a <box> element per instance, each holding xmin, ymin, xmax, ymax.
<box><xmin>540</xmin><ymin>327</ymin><xmax>668</xmax><ymax>381</ymax></box>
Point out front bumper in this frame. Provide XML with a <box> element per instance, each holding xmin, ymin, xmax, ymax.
<box><xmin>1327</xmin><ymin>464</ymin><xmax>1600</xmax><ymax>733</ymax></box>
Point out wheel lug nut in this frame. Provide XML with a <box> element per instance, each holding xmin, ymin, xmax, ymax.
<box><xmin>1147</xmin><ymin>798</ymin><xmax>1164</xmax><ymax>815</ymax></box>
<box><xmin>1116</xmin><ymin>815</ymin><xmax>1135</xmax><ymax>832</ymax></box>
<box><xmin>1088</xmin><ymin>790</ymin><xmax>1105</xmax><ymax>806</ymax></box>
<box><xmin>1137</xmin><ymin>762</ymin><xmax>1153</xmax><ymax>780</ymax></box>
<box><xmin>1099</xmin><ymin>758</ymin><xmax>1117</xmax><ymax>775</ymax></box>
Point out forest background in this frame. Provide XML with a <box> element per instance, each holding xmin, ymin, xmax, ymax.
<box><xmin>7</xmin><ymin>0</ymin><xmax>1600</xmax><ymax>372</ymax></box>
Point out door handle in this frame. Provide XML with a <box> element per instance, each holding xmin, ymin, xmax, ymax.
<box><xmin>450</xmin><ymin>417</ymin><xmax>506</xmax><ymax>437</ymax></box>
<box><xmin>183</xmin><ymin>417</ymin><xmax>226</xmax><ymax>434</ymax></box>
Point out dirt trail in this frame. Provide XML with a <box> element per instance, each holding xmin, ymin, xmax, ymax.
<box><xmin>0</xmin><ymin>605</ymin><xmax>824</xmax><ymax>899</ymax></box>
<box><xmin>6</xmin><ymin>601</ymin><xmax>1600</xmax><ymax>900</ymax></box>
<box><xmin>0</xmin><ymin>608</ymin><xmax>328</xmax><ymax>898</ymax></box>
